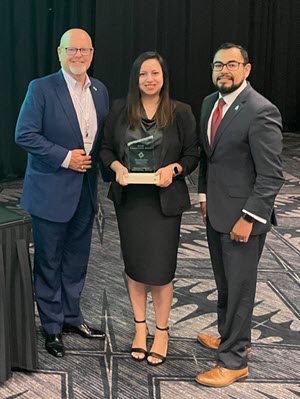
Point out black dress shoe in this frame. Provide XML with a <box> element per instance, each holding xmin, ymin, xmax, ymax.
<box><xmin>45</xmin><ymin>334</ymin><xmax>65</xmax><ymax>357</ymax></box>
<box><xmin>62</xmin><ymin>322</ymin><xmax>106</xmax><ymax>339</ymax></box>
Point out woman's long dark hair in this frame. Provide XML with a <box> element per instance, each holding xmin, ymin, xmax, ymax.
<box><xmin>127</xmin><ymin>51</ymin><xmax>175</xmax><ymax>129</ymax></box>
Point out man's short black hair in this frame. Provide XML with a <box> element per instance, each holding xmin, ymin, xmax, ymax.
<box><xmin>214</xmin><ymin>42</ymin><xmax>249</xmax><ymax>64</ymax></box>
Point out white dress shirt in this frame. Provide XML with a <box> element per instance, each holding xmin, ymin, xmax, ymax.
<box><xmin>61</xmin><ymin>69</ymin><xmax>97</xmax><ymax>168</ymax></box>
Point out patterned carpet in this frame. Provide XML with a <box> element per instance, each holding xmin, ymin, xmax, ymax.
<box><xmin>0</xmin><ymin>132</ymin><xmax>299</xmax><ymax>398</ymax></box>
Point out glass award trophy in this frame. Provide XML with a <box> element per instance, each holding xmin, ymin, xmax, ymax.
<box><xmin>124</xmin><ymin>136</ymin><xmax>160</xmax><ymax>184</ymax></box>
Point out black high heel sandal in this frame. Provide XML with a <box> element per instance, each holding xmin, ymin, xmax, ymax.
<box><xmin>131</xmin><ymin>319</ymin><xmax>148</xmax><ymax>362</ymax></box>
<box><xmin>147</xmin><ymin>325</ymin><xmax>169</xmax><ymax>366</ymax></box>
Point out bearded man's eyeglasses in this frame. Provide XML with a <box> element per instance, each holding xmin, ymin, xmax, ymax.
<box><xmin>211</xmin><ymin>61</ymin><xmax>247</xmax><ymax>71</ymax></box>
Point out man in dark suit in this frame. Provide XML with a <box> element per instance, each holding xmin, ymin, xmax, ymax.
<box><xmin>196</xmin><ymin>43</ymin><xmax>284</xmax><ymax>387</ymax></box>
<box><xmin>15</xmin><ymin>28</ymin><xmax>109</xmax><ymax>357</ymax></box>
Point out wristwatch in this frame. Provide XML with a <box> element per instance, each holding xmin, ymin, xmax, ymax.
<box><xmin>242</xmin><ymin>213</ymin><xmax>255</xmax><ymax>223</ymax></box>
<box><xmin>173</xmin><ymin>166</ymin><xmax>179</xmax><ymax>177</ymax></box>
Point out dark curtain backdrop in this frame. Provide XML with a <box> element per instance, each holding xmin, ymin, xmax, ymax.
<box><xmin>1</xmin><ymin>0</ymin><xmax>299</xmax><ymax>181</ymax></box>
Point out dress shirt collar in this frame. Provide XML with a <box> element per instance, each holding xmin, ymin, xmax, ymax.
<box><xmin>218</xmin><ymin>80</ymin><xmax>248</xmax><ymax>107</ymax></box>
<box><xmin>61</xmin><ymin>68</ymin><xmax>91</xmax><ymax>91</ymax></box>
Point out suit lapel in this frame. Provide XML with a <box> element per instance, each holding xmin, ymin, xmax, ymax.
<box><xmin>55</xmin><ymin>72</ymin><xmax>83</xmax><ymax>147</ymax></box>
<box><xmin>211</xmin><ymin>101</ymin><xmax>245</xmax><ymax>152</ymax></box>
<box><xmin>90</xmin><ymin>84</ymin><xmax>100</xmax><ymax>124</ymax></box>
<box><xmin>89</xmin><ymin>83</ymin><xmax>102</xmax><ymax>154</ymax></box>
<box><xmin>211</xmin><ymin>83</ymin><xmax>252</xmax><ymax>154</ymax></box>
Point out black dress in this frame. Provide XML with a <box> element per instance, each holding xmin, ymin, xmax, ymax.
<box><xmin>115</xmin><ymin>117</ymin><xmax>182</xmax><ymax>286</ymax></box>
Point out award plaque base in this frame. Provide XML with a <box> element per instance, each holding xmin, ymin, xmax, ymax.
<box><xmin>124</xmin><ymin>173</ymin><xmax>160</xmax><ymax>185</ymax></box>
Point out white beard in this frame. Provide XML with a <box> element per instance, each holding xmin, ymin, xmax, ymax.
<box><xmin>69</xmin><ymin>63</ymin><xmax>87</xmax><ymax>77</ymax></box>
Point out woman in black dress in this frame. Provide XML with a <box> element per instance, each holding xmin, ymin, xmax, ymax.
<box><xmin>100</xmin><ymin>52</ymin><xmax>198</xmax><ymax>365</ymax></box>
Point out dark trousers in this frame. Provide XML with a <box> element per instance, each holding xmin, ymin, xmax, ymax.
<box><xmin>31</xmin><ymin>178</ymin><xmax>95</xmax><ymax>334</ymax></box>
<box><xmin>207</xmin><ymin>218</ymin><xmax>266</xmax><ymax>369</ymax></box>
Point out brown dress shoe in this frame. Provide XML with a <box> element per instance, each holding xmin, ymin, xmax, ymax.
<box><xmin>197</xmin><ymin>332</ymin><xmax>220</xmax><ymax>349</ymax></box>
<box><xmin>195</xmin><ymin>365</ymin><xmax>249</xmax><ymax>387</ymax></box>
<box><xmin>197</xmin><ymin>332</ymin><xmax>252</xmax><ymax>353</ymax></box>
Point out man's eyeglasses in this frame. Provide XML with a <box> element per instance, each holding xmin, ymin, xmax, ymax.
<box><xmin>63</xmin><ymin>47</ymin><xmax>93</xmax><ymax>56</ymax></box>
<box><xmin>211</xmin><ymin>61</ymin><xmax>247</xmax><ymax>71</ymax></box>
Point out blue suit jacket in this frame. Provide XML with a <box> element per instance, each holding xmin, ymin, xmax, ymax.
<box><xmin>15</xmin><ymin>70</ymin><xmax>109</xmax><ymax>222</ymax></box>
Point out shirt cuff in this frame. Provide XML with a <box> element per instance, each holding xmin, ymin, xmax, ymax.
<box><xmin>198</xmin><ymin>193</ymin><xmax>207</xmax><ymax>202</ymax></box>
<box><xmin>242</xmin><ymin>209</ymin><xmax>267</xmax><ymax>224</ymax></box>
<box><xmin>61</xmin><ymin>151</ymin><xmax>72</xmax><ymax>168</ymax></box>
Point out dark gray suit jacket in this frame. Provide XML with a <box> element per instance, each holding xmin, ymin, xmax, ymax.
<box><xmin>100</xmin><ymin>99</ymin><xmax>199</xmax><ymax>216</ymax></box>
<box><xmin>198</xmin><ymin>83</ymin><xmax>284</xmax><ymax>235</ymax></box>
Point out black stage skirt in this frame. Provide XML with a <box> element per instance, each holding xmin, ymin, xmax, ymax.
<box><xmin>114</xmin><ymin>185</ymin><xmax>182</xmax><ymax>285</ymax></box>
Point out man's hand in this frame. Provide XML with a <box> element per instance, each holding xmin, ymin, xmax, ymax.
<box><xmin>200</xmin><ymin>201</ymin><xmax>207</xmax><ymax>225</ymax></box>
<box><xmin>230</xmin><ymin>217</ymin><xmax>253</xmax><ymax>243</ymax></box>
<box><xmin>69</xmin><ymin>149</ymin><xmax>92</xmax><ymax>172</ymax></box>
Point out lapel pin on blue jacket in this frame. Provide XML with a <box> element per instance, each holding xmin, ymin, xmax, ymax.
<box><xmin>235</xmin><ymin>105</ymin><xmax>240</xmax><ymax>111</ymax></box>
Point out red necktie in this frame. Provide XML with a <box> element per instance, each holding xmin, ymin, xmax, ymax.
<box><xmin>210</xmin><ymin>98</ymin><xmax>226</xmax><ymax>146</ymax></box>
